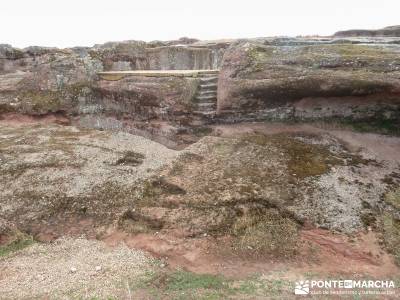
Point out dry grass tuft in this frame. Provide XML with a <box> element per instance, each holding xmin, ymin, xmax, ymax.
<box><xmin>380</xmin><ymin>213</ymin><xmax>400</xmax><ymax>265</ymax></box>
<box><xmin>384</xmin><ymin>187</ymin><xmax>400</xmax><ymax>209</ymax></box>
<box><xmin>232</xmin><ymin>209</ymin><xmax>299</xmax><ymax>258</ymax></box>
<box><xmin>114</xmin><ymin>151</ymin><xmax>145</xmax><ymax>166</ymax></box>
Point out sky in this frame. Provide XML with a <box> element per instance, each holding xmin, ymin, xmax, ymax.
<box><xmin>1</xmin><ymin>0</ymin><xmax>399</xmax><ymax>48</ymax></box>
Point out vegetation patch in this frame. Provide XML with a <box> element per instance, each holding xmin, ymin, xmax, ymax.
<box><xmin>310</xmin><ymin>118</ymin><xmax>400</xmax><ymax>136</ymax></box>
<box><xmin>191</xmin><ymin>126</ymin><xmax>213</xmax><ymax>137</ymax></box>
<box><xmin>118</xmin><ymin>209</ymin><xmax>163</xmax><ymax>234</ymax></box>
<box><xmin>2</xmin><ymin>158</ymin><xmax>68</xmax><ymax>178</ymax></box>
<box><xmin>137</xmin><ymin>177</ymin><xmax>186</xmax><ymax>208</ymax></box>
<box><xmin>11</xmin><ymin>181</ymin><xmax>141</xmax><ymax>227</ymax></box>
<box><xmin>169</xmin><ymin>152</ymin><xmax>204</xmax><ymax>176</ymax></box>
<box><xmin>136</xmin><ymin>270</ymin><xmax>293</xmax><ymax>299</ymax></box>
<box><xmin>164</xmin><ymin>271</ymin><xmax>226</xmax><ymax>291</ymax></box>
<box><xmin>78</xmin><ymin>182</ymin><xmax>140</xmax><ymax>219</ymax></box>
<box><xmin>20</xmin><ymin>90</ymin><xmax>63</xmax><ymax>114</ymax></box>
<box><xmin>114</xmin><ymin>151</ymin><xmax>145</xmax><ymax>166</ymax></box>
<box><xmin>384</xmin><ymin>187</ymin><xmax>400</xmax><ymax>209</ymax></box>
<box><xmin>349</xmin><ymin>119</ymin><xmax>400</xmax><ymax>136</ymax></box>
<box><xmin>246</xmin><ymin>45</ymin><xmax>273</xmax><ymax>73</ymax></box>
<box><xmin>0</xmin><ymin>233</ymin><xmax>35</xmax><ymax>257</ymax></box>
<box><xmin>0</xmin><ymin>103</ymin><xmax>14</xmax><ymax>115</ymax></box>
<box><xmin>241</xmin><ymin>133</ymin><xmax>342</xmax><ymax>179</ymax></box>
<box><xmin>380</xmin><ymin>213</ymin><xmax>400</xmax><ymax>266</ymax></box>
<box><xmin>232</xmin><ymin>209</ymin><xmax>299</xmax><ymax>258</ymax></box>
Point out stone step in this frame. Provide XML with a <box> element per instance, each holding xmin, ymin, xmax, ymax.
<box><xmin>195</xmin><ymin>73</ymin><xmax>218</xmax><ymax>117</ymax></box>
<box><xmin>197</xmin><ymin>107</ymin><xmax>216</xmax><ymax>112</ymax></box>
<box><xmin>199</xmin><ymin>83</ymin><xmax>217</xmax><ymax>89</ymax></box>
<box><xmin>200</xmin><ymin>76</ymin><xmax>218</xmax><ymax>83</ymax></box>
<box><xmin>193</xmin><ymin>110</ymin><xmax>217</xmax><ymax>116</ymax></box>
<box><xmin>195</xmin><ymin>95</ymin><xmax>217</xmax><ymax>101</ymax></box>
<box><xmin>197</xmin><ymin>102</ymin><xmax>216</xmax><ymax>110</ymax></box>
<box><xmin>197</xmin><ymin>90</ymin><xmax>217</xmax><ymax>96</ymax></box>
<box><xmin>199</xmin><ymin>73</ymin><xmax>219</xmax><ymax>77</ymax></box>
<box><xmin>196</xmin><ymin>99</ymin><xmax>217</xmax><ymax>105</ymax></box>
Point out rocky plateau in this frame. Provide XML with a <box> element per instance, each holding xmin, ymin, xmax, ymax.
<box><xmin>1</xmin><ymin>26</ymin><xmax>400</xmax><ymax>299</ymax></box>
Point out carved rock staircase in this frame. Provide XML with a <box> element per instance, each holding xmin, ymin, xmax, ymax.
<box><xmin>193</xmin><ymin>74</ymin><xmax>218</xmax><ymax>116</ymax></box>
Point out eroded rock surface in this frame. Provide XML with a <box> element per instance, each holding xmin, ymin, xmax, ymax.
<box><xmin>1</xmin><ymin>124</ymin><xmax>399</xmax><ymax>239</ymax></box>
<box><xmin>1</xmin><ymin>123</ymin><xmax>400</xmax><ymax>298</ymax></box>
<box><xmin>1</xmin><ymin>33</ymin><xmax>400</xmax><ymax>145</ymax></box>
<box><xmin>0</xmin><ymin>124</ymin><xmax>178</xmax><ymax>237</ymax></box>
<box><xmin>217</xmin><ymin>39</ymin><xmax>400</xmax><ymax>122</ymax></box>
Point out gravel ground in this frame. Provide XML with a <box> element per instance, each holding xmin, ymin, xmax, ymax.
<box><xmin>0</xmin><ymin>124</ymin><xmax>178</xmax><ymax>198</ymax></box>
<box><xmin>0</xmin><ymin>124</ymin><xmax>179</xmax><ymax>230</ymax></box>
<box><xmin>0</xmin><ymin>237</ymin><xmax>152</xmax><ymax>299</ymax></box>
<box><xmin>294</xmin><ymin>133</ymin><xmax>399</xmax><ymax>232</ymax></box>
<box><xmin>1</xmin><ymin>123</ymin><xmax>400</xmax><ymax>298</ymax></box>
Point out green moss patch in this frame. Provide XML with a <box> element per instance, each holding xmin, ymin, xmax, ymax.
<box><xmin>384</xmin><ymin>187</ymin><xmax>400</xmax><ymax>209</ymax></box>
<box><xmin>380</xmin><ymin>213</ymin><xmax>400</xmax><ymax>266</ymax></box>
<box><xmin>0</xmin><ymin>234</ymin><xmax>35</xmax><ymax>257</ymax></box>
<box><xmin>351</xmin><ymin>119</ymin><xmax>400</xmax><ymax>136</ymax></box>
<box><xmin>20</xmin><ymin>90</ymin><xmax>63</xmax><ymax>114</ymax></box>
<box><xmin>241</xmin><ymin>133</ymin><xmax>342</xmax><ymax>179</ymax></box>
<box><xmin>247</xmin><ymin>45</ymin><xmax>274</xmax><ymax>73</ymax></box>
<box><xmin>136</xmin><ymin>270</ymin><xmax>293</xmax><ymax>299</ymax></box>
<box><xmin>164</xmin><ymin>271</ymin><xmax>226</xmax><ymax>291</ymax></box>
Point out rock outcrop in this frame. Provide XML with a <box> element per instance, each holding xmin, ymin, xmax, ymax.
<box><xmin>0</xmin><ymin>45</ymin><xmax>102</xmax><ymax>116</ymax></box>
<box><xmin>217</xmin><ymin>38</ymin><xmax>400</xmax><ymax>121</ymax></box>
<box><xmin>334</xmin><ymin>25</ymin><xmax>400</xmax><ymax>37</ymax></box>
<box><xmin>1</xmin><ymin>31</ymin><xmax>400</xmax><ymax>143</ymax></box>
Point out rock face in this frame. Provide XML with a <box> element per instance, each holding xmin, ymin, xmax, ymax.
<box><xmin>334</xmin><ymin>25</ymin><xmax>400</xmax><ymax>37</ymax></box>
<box><xmin>217</xmin><ymin>38</ymin><xmax>400</xmax><ymax>121</ymax></box>
<box><xmin>0</xmin><ymin>45</ymin><xmax>103</xmax><ymax>116</ymax></box>
<box><xmin>90</xmin><ymin>40</ymin><xmax>224</xmax><ymax>71</ymax></box>
<box><xmin>1</xmin><ymin>31</ymin><xmax>400</xmax><ymax>142</ymax></box>
<box><xmin>146</xmin><ymin>46</ymin><xmax>214</xmax><ymax>70</ymax></box>
<box><xmin>0</xmin><ymin>41</ymin><xmax>227</xmax><ymax>135</ymax></box>
<box><xmin>78</xmin><ymin>74</ymin><xmax>201</xmax><ymax>145</ymax></box>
